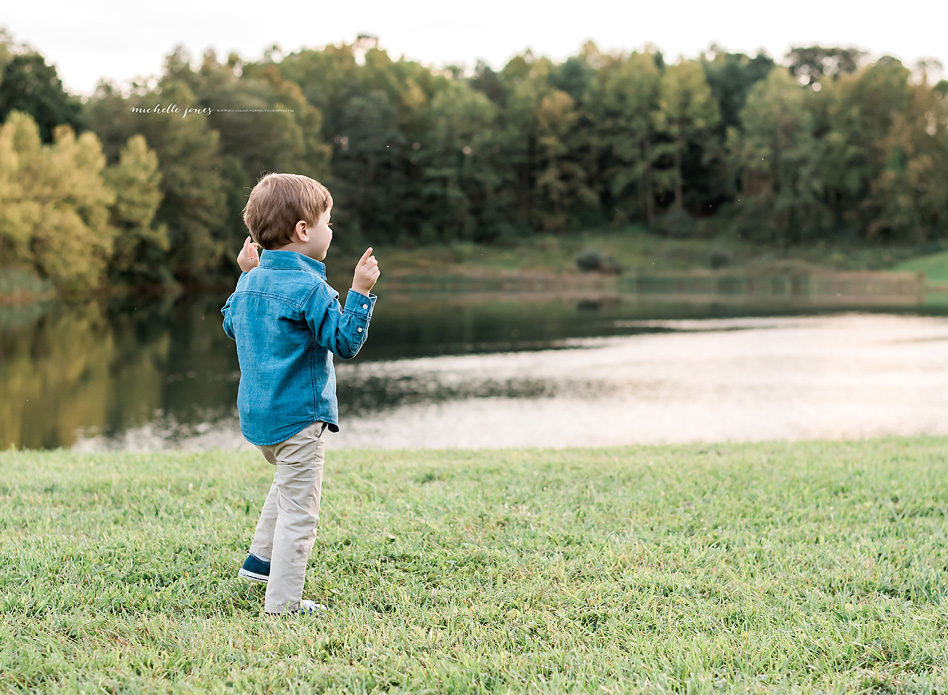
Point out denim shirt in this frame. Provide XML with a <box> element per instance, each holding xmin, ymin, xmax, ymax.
<box><xmin>221</xmin><ymin>250</ymin><xmax>376</xmax><ymax>445</ymax></box>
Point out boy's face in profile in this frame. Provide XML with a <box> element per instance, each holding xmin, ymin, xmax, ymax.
<box><xmin>298</xmin><ymin>207</ymin><xmax>333</xmax><ymax>261</ymax></box>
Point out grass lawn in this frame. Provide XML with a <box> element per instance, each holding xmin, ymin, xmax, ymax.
<box><xmin>892</xmin><ymin>251</ymin><xmax>948</xmax><ymax>307</ymax></box>
<box><xmin>2</xmin><ymin>439</ymin><xmax>948</xmax><ymax>693</ymax></box>
<box><xmin>893</xmin><ymin>251</ymin><xmax>948</xmax><ymax>286</ymax></box>
<box><xmin>377</xmin><ymin>229</ymin><xmax>728</xmax><ymax>275</ymax></box>
<box><xmin>370</xmin><ymin>230</ymin><xmax>937</xmax><ymax>287</ymax></box>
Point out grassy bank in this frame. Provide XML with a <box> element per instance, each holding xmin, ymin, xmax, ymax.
<box><xmin>375</xmin><ymin>231</ymin><xmax>948</xmax><ymax>307</ymax></box>
<box><xmin>2</xmin><ymin>439</ymin><xmax>948</xmax><ymax>693</ymax></box>
<box><xmin>893</xmin><ymin>251</ymin><xmax>948</xmax><ymax>285</ymax></box>
<box><xmin>894</xmin><ymin>251</ymin><xmax>948</xmax><ymax>306</ymax></box>
<box><xmin>6</xmin><ymin>230</ymin><xmax>947</xmax><ymax>305</ymax></box>
<box><xmin>379</xmin><ymin>228</ymin><xmax>941</xmax><ymax>278</ymax></box>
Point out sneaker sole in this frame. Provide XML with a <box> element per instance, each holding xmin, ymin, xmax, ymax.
<box><xmin>238</xmin><ymin>568</ymin><xmax>269</xmax><ymax>583</ymax></box>
<box><xmin>266</xmin><ymin>602</ymin><xmax>329</xmax><ymax>616</ymax></box>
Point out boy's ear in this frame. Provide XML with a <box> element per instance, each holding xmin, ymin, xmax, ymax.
<box><xmin>295</xmin><ymin>220</ymin><xmax>309</xmax><ymax>241</ymax></box>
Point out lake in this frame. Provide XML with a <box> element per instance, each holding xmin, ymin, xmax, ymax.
<box><xmin>2</xmin><ymin>285</ymin><xmax>947</xmax><ymax>451</ymax></box>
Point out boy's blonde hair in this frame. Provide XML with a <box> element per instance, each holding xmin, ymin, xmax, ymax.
<box><xmin>242</xmin><ymin>173</ymin><xmax>333</xmax><ymax>250</ymax></box>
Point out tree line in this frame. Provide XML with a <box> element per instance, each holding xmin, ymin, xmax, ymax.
<box><xmin>0</xmin><ymin>29</ymin><xmax>946</xmax><ymax>291</ymax></box>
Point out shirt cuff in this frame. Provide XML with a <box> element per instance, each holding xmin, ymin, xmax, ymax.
<box><xmin>344</xmin><ymin>289</ymin><xmax>376</xmax><ymax>319</ymax></box>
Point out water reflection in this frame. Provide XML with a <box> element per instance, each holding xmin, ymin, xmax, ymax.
<box><xmin>1</xmin><ymin>295</ymin><xmax>240</xmax><ymax>450</ymax></box>
<box><xmin>2</xmin><ymin>292</ymin><xmax>947</xmax><ymax>450</ymax></box>
<box><xmin>330</xmin><ymin>314</ymin><xmax>948</xmax><ymax>448</ymax></box>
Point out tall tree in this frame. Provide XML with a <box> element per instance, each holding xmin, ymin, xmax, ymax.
<box><xmin>170</xmin><ymin>48</ymin><xmax>332</xmax><ymax>264</ymax></box>
<box><xmin>500</xmin><ymin>54</ymin><xmax>558</xmax><ymax>228</ymax></box>
<box><xmin>195</xmin><ymin>49</ymin><xmax>330</xmax><ymax>181</ymax></box>
<box><xmin>864</xmin><ymin>75</ymin><xmax>948</xmax><ymax>242</ymax></box>
<box><xmin>0</xmin><ymin>28</ymin><xmax>16</xmax><ymax>74</ymax></box>
<box><xmin>820</xmin><ymin>58</ymin><xmax>915</xmax><ymax>237</ymax></box>
<box><xmin>0</xmin><ymin>53</ymin><xmax>81</xmax><ymax>143</ymax></box>
<box><xmin>587</xmin><ymin>50</ymin><xmax>662</xmax><ymax>225</ymax></box>
<box><xmin>786</xmin><ymin>45</ymin><xmax>867</xmax><ymax>87</ymax></box>
<box><xmin>148</xmin><ymin>78</ymin><xmax>229</xmax><ymax>280</ymax></box>
<box><xmin>277</xmin><ymin>41</ymin><xmax>447</xmax><ymax>243</ymax></box>
<box><xmin>469</xmin><ymin>59</ymin><xmax>508</xmax><ymax>106</ymax></box>
<box><xmin>0</xmin><ymin>111</ymin><xmax>115</xmax><ymax>290</ymax></box>
<box><xmin>330</xmin><ymin>89</ymin><xmax>406</xmax><ymax>242</ymax></box>
<box><xmin>105</xmin><ymin>134</ymin><xmax>168</xmax><ymax>283</ymax></box>
<box><xmin>533</xmin><ymin>89</ymin><xmax>597</xmax><ymax>231</ymax></box>
<box><xmin>732</xmin><ymin>67</ymin><xmax>829</xmax><ymax>244</ymax></box>
<box><xmin>701</xmin><ymin>46</ymin><xmax>775</xmax><ymax>132</ymax></box>
<box><xmin>82</xmin><ymin>74</ymin><xmax>230</xmax><ymax>281</ymax></box>
<box><xmin>411</xmin><ymin>81</ymin><xmax>502</xmax><ymax>242</ymax></box>
<box><xmin>654</xmin><ymin>60</ymin><xmax>721</xmax><ymax>213</ymax></box>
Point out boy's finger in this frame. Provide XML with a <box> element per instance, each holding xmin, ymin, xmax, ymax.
<box><xmin>358</xmin><ymin>247</ymin><xmax>373</xmax><ymax>264</ymax></box>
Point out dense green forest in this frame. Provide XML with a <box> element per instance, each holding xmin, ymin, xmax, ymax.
<box><xmin>0</xmin><ymin>29</ymin><xmax>946</xmax><ymax>291</ymax></box>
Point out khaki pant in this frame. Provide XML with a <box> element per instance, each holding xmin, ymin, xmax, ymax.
<box><xmin>249</xmin><ymin>421</ymin><xmax>327</xmax><ymax>614</ymax></box>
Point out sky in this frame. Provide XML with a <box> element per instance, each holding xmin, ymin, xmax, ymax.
<box><xmin>1</xmin><ymin>0</ymin><xmax>946</xmax><ymax>97</ymax></box>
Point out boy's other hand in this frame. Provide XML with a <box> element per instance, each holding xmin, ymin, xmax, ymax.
<box><xmin>237</xmin><ymin>236</ymin><xmax>260</xmax><ymax>272</ymax></box>
<box><xmin>351</xmin><ymin>247</ymin><xmax>380</xmax><ymax>296</ymax></box>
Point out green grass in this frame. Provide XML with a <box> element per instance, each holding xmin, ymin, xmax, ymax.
<box><xmin>378</xmin><ymin>229</ymin><xmax>936</xmax><ymax>280</ymax></box>
<box><xmin>380</xmin><ymin>229</ymin><xmax>751</xmax><ymax>276</ymax></box>
<box><xmin>2</xmin><ymin>439</ymin><xmax>948</xmax><ymax>693</ymax></box>
<box><xmin>892</xmin><ymin>251</ymin><xmax>948</xmax><ymax>306</ymax></box>
<box><xmin>894</xmin><ymin>251</ymin><xmax>948</xmax><ymax>286</ymax></box>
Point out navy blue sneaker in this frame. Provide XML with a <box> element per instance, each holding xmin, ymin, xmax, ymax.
<box><xmin>238</xmin><ymin>553</ymin><xmax>270</xmax><ymax>583</ymax></box>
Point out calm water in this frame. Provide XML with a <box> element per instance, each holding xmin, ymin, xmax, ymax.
<box><xmin>2</xmin><ymin>290</ymin><xmax>947</xmax><ymax>451</ymax></box>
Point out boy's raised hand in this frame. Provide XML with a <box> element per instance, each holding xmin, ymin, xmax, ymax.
<box><xmin>237</xmin><ymin>236</ymin><xmax>260</xmax><ymax>273</ymax></box>
<box><xmin>351</xmin><ymin>247</ymin><xmax>380</xmax><ymax>296</ymax></box>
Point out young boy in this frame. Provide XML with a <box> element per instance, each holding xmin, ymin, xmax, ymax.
<box><xmin>221</xmin><ymin>172</ymin><xmax>379</xmax><ymax>615</ymax></box>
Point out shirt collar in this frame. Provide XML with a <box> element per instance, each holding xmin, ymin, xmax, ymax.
<box><xmin>258</xmin><ymin>250</ymin><xmax>327</xmax><ymax>279</ymax></box>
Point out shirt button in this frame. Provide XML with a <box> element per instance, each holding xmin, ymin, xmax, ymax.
<box><xmin>362</xmin><ymin>304</ymin><xmax>368</xmax><ymax>309</ymax></box>
<box><xmin>357</xmin><ymin>327</ymin><xmax>363</xmax><ymax>333</ymax></box>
